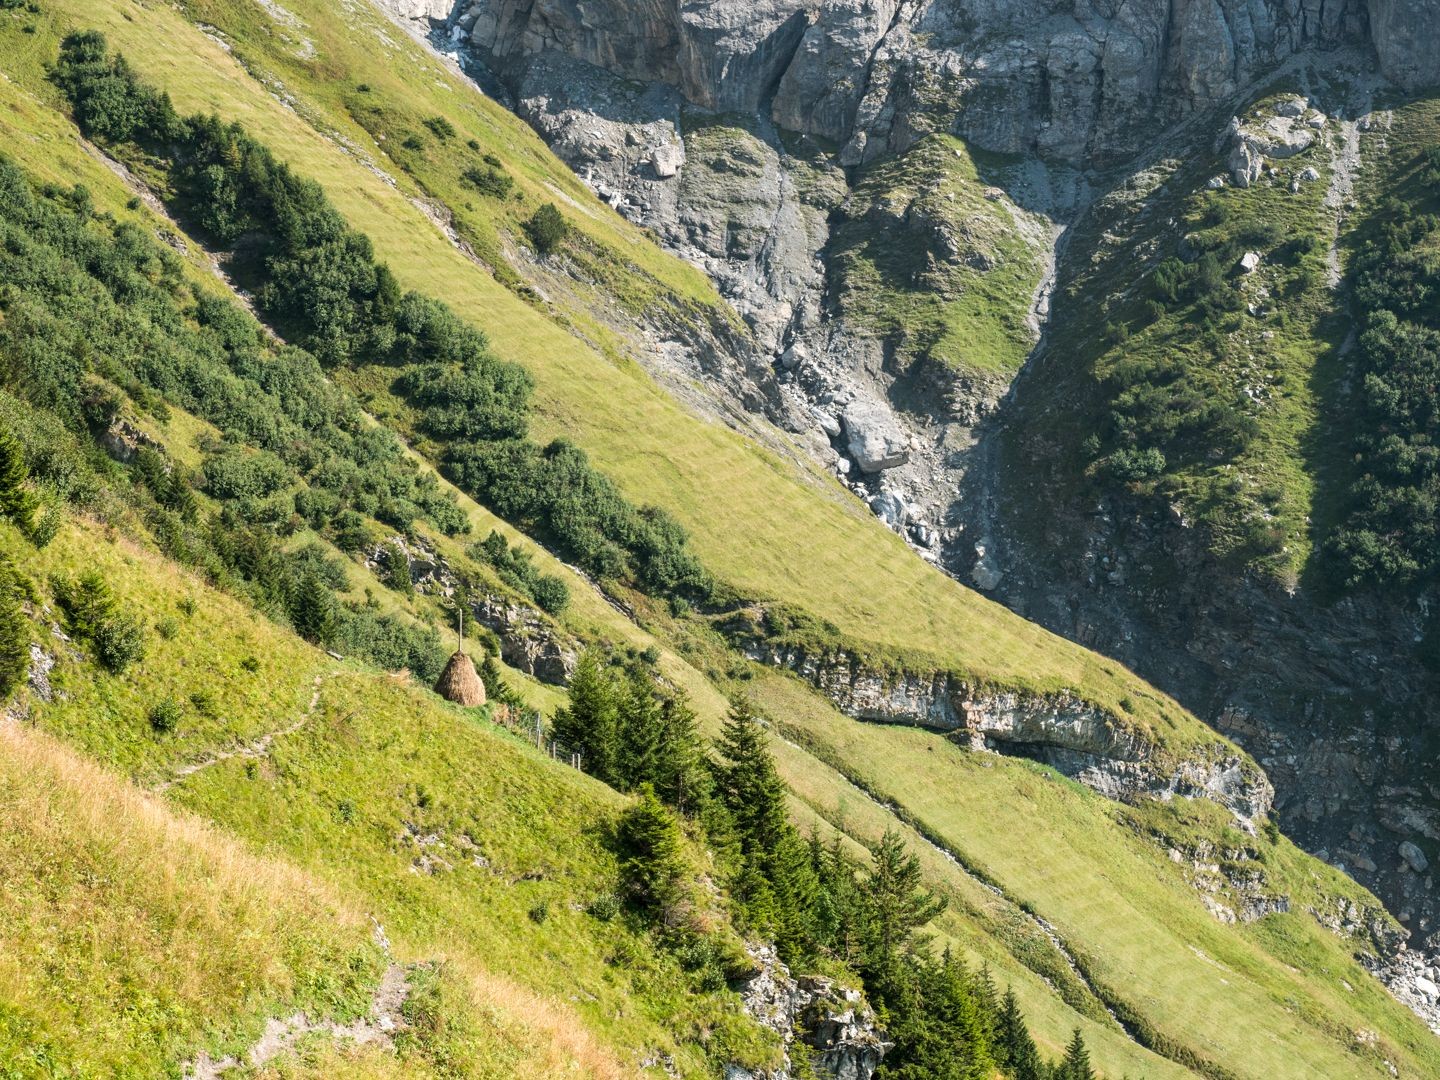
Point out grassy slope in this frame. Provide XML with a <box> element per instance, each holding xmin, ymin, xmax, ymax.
<box><xmin>0</xmin><ymin>681</ymin><xmax>633</xmax><ymax>1079</ymax></box>
<box><xmin>1019</xmin><ymin>82</ymin><xmax>1349</xmax><ymax>585</ymax></box>
<box><xmin>0</xmin><ymin>4</ymin><xmax>1435</xmax><ymax>1077</ymax></box>
<box><xmin>0</xmin><ymin>0</ymin><xmax>1253</xmax><ymax>760</ymax></box>
<box><xmin>832</xmin><ymin>134</ymin><xmax>1046</xmax><ymax>377</ymax></box>
<box><xmin>2</xmin><ymin>518</ymin><xmax>778</xmax><ymax>1079</ymax></box>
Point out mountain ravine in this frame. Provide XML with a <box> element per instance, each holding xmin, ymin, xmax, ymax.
<box><xmin>379</xmin><ymin>0</ymin><xmax>1440</xmax><ymax>979</ymax></box>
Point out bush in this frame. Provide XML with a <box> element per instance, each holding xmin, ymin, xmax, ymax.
<box><xmin>525</xmin><ymin>203</ymin><xmax>569</xmax><ymax>255</ymax></box>
<box><xmin>148</xmin><ymin>697</ymin><xmax>181</xmax><ymax>733</ymax></box>
<box><xmin>94</xmin><ymin>612</ymin><xmax>145</xmax><ymax>673</ymax></box>
<box><xmin>423</xmin><ymin>115</ymin><xmax>456</xmax><ymax>141</ymax></box>
<box><xmin>586</xmin><ymin>892</ymin><xmax>621</xmax><ymax>922</ymax></box>
<box><xmin>461</xmin><ymin>164</ymin><xmax>513</xmax><ymax>199</ymax></box>
<box><xmin>27</xmin><ymin>505</ymin><xmax>61</xmax><ymax>548</ymax></box>
<box><xmin>531</xmin><ymin>574</ymin><xmax>569</xmax><ymax>615</ymax></box>
<box><xmin>203</xmin><ymin>450</ymin><xmax>290</xmax><ymax>500</ymax></box>
<box><xmin>1106</xmin><ymin>447</ymin><xmax>1167</xmax><ymax>483</ymax></box>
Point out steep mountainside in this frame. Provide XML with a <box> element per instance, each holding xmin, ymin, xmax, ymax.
<box><xmin>379</xmin><ymin>0</ymin><xmax>1440</xmax><ymax>983</ymax></box>
<box><xmin>1</xmin><ymin>0</ymin><xmax>1439</xmax><ymax>1076</ymax></box>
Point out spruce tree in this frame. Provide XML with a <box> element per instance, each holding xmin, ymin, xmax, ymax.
<box><xmin>616</xmin><ymin>784</ymin><xmax>689</xmax><ymax>925</ymax></box>
<box><xmin>712</xmin><ymin>697</ymin><xmax>790</xmax><ymax>854</ymax></box>
<box><xmin>1059</xmin><ymin>1029</ymin><xmax>1095</xmax><ymax>1080</ymax></box>
<box><xmin>0</xmin><ymin>428</ymin><xmax>35</xmax><ymax>529</ymax></box>
<box><xmin>617</xmin><ymin>667</ymin><xmax>662</xmax><ymax>791</ymax></box>
<box><xmin>479</xmin><ymin>652</ymin><xmax>518</xmax><ymax>710</ymax></box>
<box><xmin>0</xmin><ymin>558</ymin><xmax>28</xmax><ymax>700</ymax></box>
<box><xmin>812</xmin><ymin>831</ymin><xmax>868</xmax><ymax>970</ymax></box>
<box><xmin>862</xmin><ymin>829</ymin><xmax>946</xmax><ymax>991</ymax></box>
<box><xmin>290</xmin><ymin>571</ymin><xmax>336</xmax><ymax>644</ymax></box>
<box><xmin>651</xmin><ymin>688</ymin><xmax>710</xmax><ymax>816</ymax></box>
<box><xmin>996</xmin><ymin>986</ymin><xmax>1045</xmax><ymax>1080</ymax></box>
<box><xmin>551</xmin><ymin>650</ymin><xmax>620</xmax><ymax>784</ymax></box>
<box><xmin>711</xmin><ymin>697</ymin><xmax>819</xmax><ymax>959</ymax></box>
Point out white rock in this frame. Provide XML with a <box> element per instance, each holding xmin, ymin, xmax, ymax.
<box><xmin>971</xmin><ymin>542</ymin><xmax>1003</xmax><ymax>591</ymax></box>
<box><xmin>1414</xmin><ymin>976</ymin><xmax>1439</xmax><ymax>1000</ymax></box>
<box><xmin>1229</xmin><ymin>137</ymin><xmax>1264</xmax><ymax>187</ymax></box>
<box><xmin>1239</xmin><ymin>251</ymin><xmax>1261</xmax><ymax>273</ymax></box>
<box><xmin>649</xmin><ymin>141</ymin><xmax>684</xmax><ymax>179</ymax></box>
<box><xmin>814</xmin><ymin>409</ymin><xmax>842</xmax><ymax>438</ymax></box>
<box><xmin>842</xmin><ymin>400</ymin><xmax>909</xmax><ymax>473</ymax></box>
<box><xmin>1273</xmin><ymin>97</ymin><xmax>1307</xmax><ymax>118</ymax></box>
<box><xmin>780</xmin><ymin>343</ymin><xmax>807</xmax><ymax>369</ymax></box>
<box><xmin>1206</xmin><ymin>174</ymin><xmax>1227</xmax><ymax>190</ymax></box>
<box><xmin>1299</xmin><ymin>166</ymin><xmax>1320</xmax><ymax>182</ymax></box>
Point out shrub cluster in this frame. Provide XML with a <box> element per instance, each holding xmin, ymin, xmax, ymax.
<box><xmin>52</xmin><ymin>570</ymin><xmax>146</xmax><ymax>673</ymax></box>
<box><xmin>469</xmin><ymin>530</ymin><xmax>569</xmax><ymax>614</ymax></box>
<box><xmin>1328</xmin><ymin>186</ymin><xmax>1440</xmax><ymax>590</ymax></box>
<box><xmin>53</xmin><ymin>33</ymin><xmax>711</xmax><ymax>607</ymax></box>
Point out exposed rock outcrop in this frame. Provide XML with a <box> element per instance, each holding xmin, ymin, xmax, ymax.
<box><xmin>735</xmin><ymin>630</ymin><xmax>1273</xmax><ymax>826</ymax></box>
<box><xmin>366</xmin><ymin>535</ymin><xmax>578</xmax><ymax>685</ymax></box>
<box><xmin>1371</xmin><ymin>0</ymin><xmax>1440</xmax><ymax>89</ymax></box>
<box><xmin>732</xmin><ymin>944</ymin><xmax>888</xmax><ymax>1080</ymax></box>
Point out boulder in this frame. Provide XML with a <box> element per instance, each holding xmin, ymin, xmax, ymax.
<box><xmin>649</xmin><ymin>141</ymin><xmax>684</xmax><ymax>178</ymax></box>
<box><xmin>1400</xmin><ymin>840</ymin><xmax>1430</xmax><ymax>873</ymax></box>
<box><xmin>842</xmin><ymin>400</ymin><xmax>908</xmax><ymax>473</ymax></box>
<box><xmin>1228</xmin><ymin>131</ymin><xmax>1265</xmax><ymax>187</ymax></box>
<box><xmin>869</xmin><ymin>491</ymin><xmax>907</xmax><ymax>528</ymax></box>
<box><xmin>1239</xmin><ymin>251</ymin><xmax>1261</xmax><ymax>274</ymax></box>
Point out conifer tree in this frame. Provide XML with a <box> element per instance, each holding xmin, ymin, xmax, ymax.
<box><xmin>812</xmin><ymin>831</ymin><xmax>868</xmax><ymax>970</ymax></box>
<box><xmin>290</xmin><ymin>571</ymin><xmax>336</xmax><ymax>644</ymax></box>
<box><xmin>0</xmin><ymin>557</ymin><xmax>28</xmax><ymax>700</ymax></box>
<box><xmin>996</xmin><ymin>986</ymin><xmax>1045</xmax><ymax>1080</ymax></box>
<box><xmin>651</xmin><ymin>688</ymin><xmax>710</xmax><ymax>817</ymax></box>
<box><xmin>1058</xmin><ymin>1029</ymin><xmax>1095</xmax><ymax>1080</ymax></box>
<box><xmin>616</xmin><ymin>784</ymin><xmax>689</xmax><ymax>926</ymax></box>
<box><xmin>479</xmin><ymin>651</ymin><xmax>519</xmax><ymax>710</ymax></box>
<box><xmin>712</xmin><ymin>697</ymin><xmax>790</xmax><ymax>854</ymax></box>
<box><xmin>711</xmin><ymin>697</ymin><xmax>820</xmax><ymax>957</ymax></box>
<box><xmin>863</xmin><ymin>829</ymin><xmax>946</xmax><ymax>991</ymax></box>
<box><xmin>0</xmin><ymin>429</ymin><xmax>35</xmax><ymax>529</ymax></box>
<box><xmin>617</xmin><ymin>667</ymin><xmax>662</xmax><ymax>791</ymax></box>
<box><xmin>551</xmin><ymin>650</ymin><xmax>620</xmax><ymax>784</ymax></box>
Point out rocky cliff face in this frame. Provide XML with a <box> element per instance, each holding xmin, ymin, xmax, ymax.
<box><xmin>735</xmin><ymin>629</ymin><xmax>1275</xmax><ymax>827</ymax></box>
<box><xmin>450</xmin><ymin>0</ymin><xmax>1415</xmax><ymax>166</ymax></box>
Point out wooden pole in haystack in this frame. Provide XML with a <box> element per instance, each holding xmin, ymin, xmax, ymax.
<box><xmin>434</xmin><ymin>597</ymin><xmax>485</xmax><ymax>706</ymax></box>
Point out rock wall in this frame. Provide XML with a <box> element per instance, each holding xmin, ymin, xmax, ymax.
<box><xmin>447</xmin><ymin>0</ymin><xmax>1414</xmax><ymax>168</ymax></box>
<box><xmin>736</xmin><ymin>633</ymin><xmax>1274</xmax><ymax>826</ymax></box>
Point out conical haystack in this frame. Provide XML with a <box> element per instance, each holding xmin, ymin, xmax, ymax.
<box><xmin>435</xmin><ymin>650</ymin><xmax>486</xmax><ymax>706</ymax></box>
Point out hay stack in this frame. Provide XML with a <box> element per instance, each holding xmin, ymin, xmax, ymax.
<box><xmin>434</xmin><ymin>650</ymin><xmax>486</xmax><ymax>706</ymax></box>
